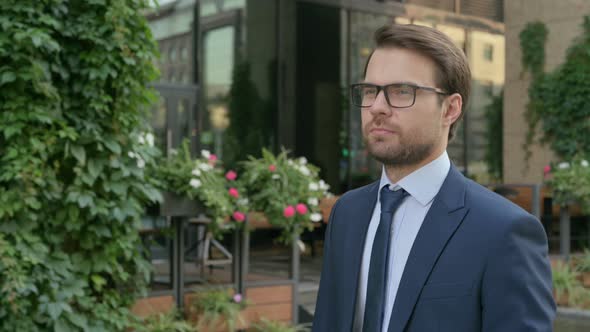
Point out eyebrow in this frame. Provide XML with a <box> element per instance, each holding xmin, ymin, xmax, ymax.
<box><xmin>360</xmin><ymin>81</ymin><xmax>421</xmax><ymax>86</ymax></box>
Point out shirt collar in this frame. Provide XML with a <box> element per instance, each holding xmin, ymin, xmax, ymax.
<box><xmin>379</xmin><ymin>151</ymin><xmax>451</xmax><ymax>206</ymax></box>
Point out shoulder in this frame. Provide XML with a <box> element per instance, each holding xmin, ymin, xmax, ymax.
<box><xmin>462</xmin><ymin>178</ymin><xmax>543</xmax><ymax>235</ymax></box>
<box><xmin>332</xmin><ymin>181</ymin><xmax>379</xmax><ymax>209</ymax></box>
<box><xmin>464</xmin><ymin>179</ymin><xmax>531</xmax><ymax>218</ymax></box>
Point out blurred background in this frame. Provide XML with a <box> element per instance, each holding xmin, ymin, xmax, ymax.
<box><xmin>143</xmin><ymin>0</ymin><xmax>590</xmax><ymax>330</ymax></box>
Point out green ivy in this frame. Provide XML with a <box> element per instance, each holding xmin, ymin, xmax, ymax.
<box><xmin>519</xmin><ymin>21</ymin><xmax>549</xmax><ymax>163</ymax></box>
<box><xmin>519</xmin><ymin>22</ymin><xmax>548</xmax><ymax>77</ymax></box>
<box><xmin>0</xmin><ymin>1</ymin><xmax>161</xmax><ymax>330</ymax></box>
<box><xmin>484</xmin><ymin>90</ymin><xmax>503</xmax><ymax>181</ymax></box>
<box><xmin>521</xmin><ymin>17</ymin><xmax>590</xmax><ymax>161</ymax></box>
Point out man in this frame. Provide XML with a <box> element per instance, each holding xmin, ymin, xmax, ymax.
<box><xmin>312</xmin><ymin>24</ymin><xmax>555</xmax><ymax>332</ymax></box>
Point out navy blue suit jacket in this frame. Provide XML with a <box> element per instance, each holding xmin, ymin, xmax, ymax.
<box><xmin>312</xmin><ymin>166</ymin><xmax>555</xmax><ymax>332</ymax></box>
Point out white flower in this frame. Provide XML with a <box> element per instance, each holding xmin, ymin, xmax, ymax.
<box><xmin>299</xmin><ymin>157</ymin><xmax>307</xmax><ymax>165</ymax></box>
<box><xmin>238</xmin><ymin>198</ymin><xmax>249</xmax><ymax>206</ymax></box>
<box><xmin>201</xmin><ymin>150</ymin><xmax>211</xmax><ymax>159</ymax></box>
<box><xmin>272</xmin><ymin>174</ymin><xmax>281</xmax><ymax>180</ymax></box>
<box><xmin>145</xmin><ymin>133</ymin><xmax>155</xmax><ymax>147</ymax></box>
<box><xmin>310</xmin><ymin>213</ymin><xmax>322</xmax><ymax>222</ymax></box>
<box><xmin>298</xmin><ymin>166</ymin><xmax>311</xmax><ymax>176</ymax></box>
<box><xmin>319</xmin><ymin>180</ymin><xmax>329</xmax><ymax>190</ymax></box>
<box><xmin>169</xmin><ymin>149</ymin><xmax>178</xmax><ymax>156</ymax></box>
<box><xmin>297</xmin><ymin>239</ymin><xmax>306</xmax><ymax>253</ymax></box>
<box><xmin>198</xmin><ymin>162</ymin><xmax>212</xmax><ymax>171</ymax></box>
<box><xmin>582</xmin><ymin>160</ymin><xmax>589</xmax><ymax>167</ymax></box>
<box><xmin>288</xmin><ymin>160</ymin><xmax>294</xmax><ymax>166</ymax></box>
<box><xmin>128</xmin><ymin>151</ymin><xmax>136</xmax><ymax>159</ymax></box>
<box><xmin>189</xmin><ymin>178</ymin><xmax>202</xmax><ymax>188</ymax></box>
<box><xmin>309</xmin><ymin>183</ymin><xmax>319</xmax><ymax>191</ymax></box>
<box><xmin>136</xmin><ymin>157</ymin><xmax>145</xmax><ymax>169</ymax></box>
<box><xmin>308</xmin><ymin>197</ymin><xmax>319</xmax><ymax>206</ymax></box>
<box><xmin>191</xmin><ymin>168</ymin><xmax>202</xmax><ymax>176</ymax></box>
<box><xmin>138</xmin><ymin>135</ymin><xmax>145</xmax><ymax>145</ymax></box>
<box><xmin>558</xmin><ymin>162</ymin><xmax>570</xmax><ymax>169</ymax></box>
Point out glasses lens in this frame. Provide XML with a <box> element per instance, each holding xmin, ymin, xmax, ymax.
<box><xmin>352</xmin><ymin>85</ymin><xmax>377</xmax><ymax>107</ymax></box>
<box><xmin>386</xmin><ymin>84</ymin><xmax>415</xmax><ymax>107</ymax></box>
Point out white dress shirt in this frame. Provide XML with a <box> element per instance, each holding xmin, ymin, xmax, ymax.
<box><xmin>353</xmin><ymin>151</ymin><xmax>451</xmax><ymax>332</ymax></box>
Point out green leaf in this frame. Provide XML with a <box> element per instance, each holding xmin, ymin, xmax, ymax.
<box><xmin>54</xmin><ymin>318</ymin><xmax>76</xmax><ymax>332</ymax></box>
<box><xmin>71</xmin><ymin>145</ymin><xmax>86</xmax><ymax>164</ymax></box>
<box><xmin>88</xmin><ymin>159</ymin><xmax>103</xmax><ymax>180</ymax></box>
<box><xmin>91</xmin><ymin>275</ymin><xmax>106</xmax><ymax>292</ymax></box>
<box><xmin>103</xmin><ymin>139</ymin><xmax>121</xmax><ymax>154</ymax></box>
<box><xmin>77</xmin><ymin>194</ymin><xmax>93</xmax><ymax>208</ymax></box>
<box><xmin>65</xmin><ymin>312</ymin><xmax>88</xmax><ymax>330</ymax></box>
<box><xmin>0</xmin><ymin>71</ymin><xmax>16</xmax><ymax>85</ymax></box>
<box><xmin>47</xmin><ymin>303</ymin><xmax>63</xmax><ymax>320</ymax></box>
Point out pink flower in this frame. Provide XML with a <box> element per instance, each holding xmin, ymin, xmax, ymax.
<box><xmin>228</xmin><ymin>188</ymin><xmax>239</xmax><ymax>198</ymax></box>
<box><xmin>233</xmin><ymin>293</ymin><xmax>242</xmax><ymax>303</ymax></box>
<box><xmin>232</xmin><ymin>211</ymin><xmax>245</xmax><ymax>222</ymax></box>
<box><xmin>225</xmin><ymin>170</ymin><xmax>237</xmax><ymax>181</ymax></box>
<box><xmin>208</xmin><ymin>154</ymin><xmax>218</xmax><ymax>166</ymax></box>
<box><xmin>283</xmin><ymin>205</ymin><xmax>295</xmax><ymax>218</ymax></box>
<box><xmin>296</xmin><ymin>203</ymin><xmax>308</xmax><ymax>215</ymax></box>
<box><xmin>543</xmin><ymin>165</ymin><xmax>551</xmax><ymax>174</ymax></box>
<box><xmin>269</xmin><ymin>164</ymin><xmax>276</xmax><ymax>172</ymax></box>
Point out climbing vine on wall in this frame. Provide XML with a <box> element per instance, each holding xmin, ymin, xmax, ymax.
<box><xmin>520</xmin><ymin>17</ymin><xmax>590</xmax><ymax>161</ymax></box>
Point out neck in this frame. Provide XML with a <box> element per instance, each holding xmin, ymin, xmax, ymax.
<box><xmin>384</xmin><ymin>148</ymin><xmax>445</xmax><ymax>184</ymax></box>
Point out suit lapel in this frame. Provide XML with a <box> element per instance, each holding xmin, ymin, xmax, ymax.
<box><xmin>387</xmin><ymin>166</ymin><xmax>469</xmax><ymax>332</ymax></box>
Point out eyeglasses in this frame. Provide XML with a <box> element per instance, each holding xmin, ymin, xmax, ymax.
<box><xmin>350</xmin><ymin>83</ymin><xmax>448</xmax><ymax>108</ymax></box>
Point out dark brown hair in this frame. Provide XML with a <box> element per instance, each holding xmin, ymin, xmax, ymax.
<box><xmin>365</xmin><ymin>24</ymin><xmax>471</xmax><ymax>141</ymax></box>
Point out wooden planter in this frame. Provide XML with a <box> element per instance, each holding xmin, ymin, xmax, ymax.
<box><xmin>553</xmin><ymin>289</ymin><xmax>569</xmax><ymax>306</ymax></box>
<box><xmin>582</xmin><ymin>272</ymin><xmax>590</xmax><ymax>288</ymax></box>
<box><xmin>147</xmin><ymin>191</ymin><xmax>205</xmax><ymax>217</ymax></box>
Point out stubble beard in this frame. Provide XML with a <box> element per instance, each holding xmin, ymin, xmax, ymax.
<box><xmin>363</xmin><ymin>131</ymin><xmax>438</xmax><ymax>168</ymax></box>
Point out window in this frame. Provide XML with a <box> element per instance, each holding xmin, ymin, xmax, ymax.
<box><xmin>169</xmin><ymin>45</ymin><xmax>177</xmax><ymax>62</ymax></box>
<box><xmin>483</xmin><ymin>43</ymin><xmax>494</xmax><ymax>61</ymax></box>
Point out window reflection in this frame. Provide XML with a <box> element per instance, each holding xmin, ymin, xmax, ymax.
<box><xmin>202</xmin><ymin>26</ymin><xmax>234</xmax><ymax>155</ymax></box>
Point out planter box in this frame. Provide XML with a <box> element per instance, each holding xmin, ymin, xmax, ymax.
<box><xmin>147</xmin><ymin>191</ymin><xmax>205</xmax><ymax>217</ymax></box>
<box><xmin>554</xmin><ymin>289</ymin><xmax>569</xmax><ymax>307</ymax></box>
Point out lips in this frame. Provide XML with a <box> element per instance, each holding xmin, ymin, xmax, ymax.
<box><xmin>370</xmin><ymin>127</ymin><xmax>396</xmax><ymax>135</ymax></box>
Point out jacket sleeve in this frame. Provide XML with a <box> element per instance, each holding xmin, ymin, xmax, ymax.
<box><xmin>312</xmin><ymin>198</ymin><xmax>341</xmax><ymax>332</ymax></box>
<box><xmin>481</xmin><ymin>214</ymin><xmax>556</xmax><ymax>331</ymax></box>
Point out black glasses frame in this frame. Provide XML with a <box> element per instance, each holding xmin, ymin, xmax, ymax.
<box><xmin>350</xmin><ymin>83</ymin><xmax>449</xmax><ymax>108</ymax></box>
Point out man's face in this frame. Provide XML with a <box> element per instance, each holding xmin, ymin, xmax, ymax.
<box><xmin>361</xmin><ymin>47</ymin><xmax>448</xmax><ymax>167</ymax></box>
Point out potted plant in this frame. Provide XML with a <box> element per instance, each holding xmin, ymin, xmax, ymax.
<box><xmin>149</xmin><ymin>140</ymin><xmax>249</xmax><ymax>237</ymax></box>
<box><xmin>187</xmin><ymin>289</ymin><xmax>247</xmax><ymax>332</ymax></box>
<box><xmin>545</xmin><ymin>156</ymin><xmax>590</xmax><ymax>214</ymax></box>
<box><xmin>575</xmin><ymin>249</ymin><xmax>590</xmax><ymax>288</ymax></box>
<box><xmin>138</xmin><ymin>309</ymin><xmax>195</xmax><ymax>332</ymax></box>
<box><xmin>250</xmin><ymin>318</ymin><xmax>310</xmax><ymax>332</ymax></box>
<box><xmin>553</xmin><ymin>260</ymin><xmax>584</xmax><ymax>306</ymax></box>
<box><xmin>239</xmin><ymin>149</ymin><xmax>332</xmax><ymax>244</ymax></box>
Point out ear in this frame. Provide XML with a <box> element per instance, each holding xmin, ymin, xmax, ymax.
<box><xmin>442</xmin><ymin>93</ymin><xmax>462</xmax><ymax>127</ymax></box>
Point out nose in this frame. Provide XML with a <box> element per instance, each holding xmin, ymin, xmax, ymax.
<box><xmin>368</xmin><ymin>89</ymin><xmax>392</xmax><ymax>116</ymax></box>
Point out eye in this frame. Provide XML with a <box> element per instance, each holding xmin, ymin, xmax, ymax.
<box><xmin>362</xmin><ymin>86</ymin><xmax>377</xmax><ymax>96</ymax></box>
<box><xmin>391</xmin><ymin>85</ymin><xmax>413</xmax><ymax>95</ymax></box>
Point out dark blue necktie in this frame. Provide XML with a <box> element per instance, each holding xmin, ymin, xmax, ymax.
<box><xmin>363</xmin><ymin>186</ymin><xmax>408</xmax><ymax>332</ymax></box>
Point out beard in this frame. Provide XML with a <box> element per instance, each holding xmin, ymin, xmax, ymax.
<box><xmin>363</xmin><ymin>127</ymin><xmax>438</xmax><ymax>167</ymax></box>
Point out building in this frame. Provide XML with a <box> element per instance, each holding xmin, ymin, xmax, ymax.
<box><xmin>147</xmin><ymin>0</ymin><xmax>505</xmax><ymax>193</ymax></box>
<box><xmin>503</xmin><ymin>0</ymin><xmax>590</xmax><ymax>183</ymax></box>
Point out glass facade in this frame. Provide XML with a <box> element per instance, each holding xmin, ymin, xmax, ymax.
<box><xmin>149</xmin><ymin>0</ymin><xmax>505</xmax><ymax>192</ymax></box>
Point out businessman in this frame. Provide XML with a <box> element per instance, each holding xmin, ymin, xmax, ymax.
<box><xmin>312</xmin><ymin>23</ymin><xmax>555</xmax><ymax>332</ymax></box>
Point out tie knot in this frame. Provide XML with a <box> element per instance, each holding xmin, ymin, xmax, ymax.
<box><xmin>380</xmin><ymin>186</ymin><xmax>407</xmax><ymax>213</ymax></box>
